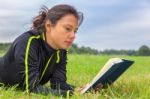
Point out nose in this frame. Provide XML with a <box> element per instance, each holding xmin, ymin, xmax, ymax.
<box><xmin>69</xmin><ymin>31</ymin><xmax>76</xmax><ymax>39</ymax></box>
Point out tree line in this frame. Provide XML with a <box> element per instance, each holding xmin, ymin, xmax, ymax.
<box><xmin>0</xmin><ymin>43</ymin><xmax>11</xmax><ymax>52</ymax></box>
<box><xmin>69</xmin><ymin>44</ymin><xmax>150</xmax><ymax>56</ymax></box>
<box><xmin>0</xmin><ymin>43</ymin><xmax>150</xmax><ymax>56</ymax></box>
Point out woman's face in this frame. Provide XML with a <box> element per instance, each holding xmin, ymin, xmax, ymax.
<box><xmin>45</xmin><ymin>14</ymin><xmax>78</xmax><ymax>50</ymax></box>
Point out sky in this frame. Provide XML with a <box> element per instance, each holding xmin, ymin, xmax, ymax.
<box><xmin>0</xmin><ymin>0</ymin><xmax>150</xmax><ymax>51</ymax></box>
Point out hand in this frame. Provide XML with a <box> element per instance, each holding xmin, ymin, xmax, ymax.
<box><xmin>77</xmin><ymin>83</ymin><xmax>90</xmax><ymax>92</ymax></box>
<box><xmin>77</xmin><ymin>86</ymin><xmax>86</xmax><ymax>92</ymax></box>
<box><xmin>94</xmin><ymin>83</ymin><xmax>103</xmax><ymax>92</ymax></box>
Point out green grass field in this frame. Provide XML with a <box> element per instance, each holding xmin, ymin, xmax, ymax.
<box><xmin>0</xmin><ymin>52</ymin><xmax>150</xmax><ymax>99</ymax></box>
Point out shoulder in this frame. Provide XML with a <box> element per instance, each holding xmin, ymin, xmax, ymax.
<box><xmin>12</xmin><ymin>30</ymin><xmax>42</xmax><ymax>58</ymax></box>
<box><xmin>12</xmin><ymin>30</ymin><xmax>41</xmax><ymax>48</ymax></box>
<box><xmin>15</xmin><ymin>30</ymin><xmax>40</xmax><ymax>42</ymax></box>
<box><xmin>8</xmin><ymin>30</ymin><xmax>42</xmax><ymax>57</ymax></box>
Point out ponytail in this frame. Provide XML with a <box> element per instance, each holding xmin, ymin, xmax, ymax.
<box><xmin>32</xmin><ymin>6</ymin><xmax>48</xmax><ymax>33</ymax></box>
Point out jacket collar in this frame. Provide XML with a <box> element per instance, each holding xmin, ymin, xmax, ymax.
<box><xmin>41</xmin><ymin>32</ymin><xmax>58</xmax><ymax>56</ymax></box>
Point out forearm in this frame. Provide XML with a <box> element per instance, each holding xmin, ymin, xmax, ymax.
<box><xmin>32</xmin><ymin>84</ymin><xmax>74</xmax><ymax>97</ymax></box>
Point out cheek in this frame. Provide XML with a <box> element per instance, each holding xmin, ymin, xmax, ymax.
<box><xmin>74</xmin><ymin>35</ymin><xmax>76</xmax><ymax>39</ymax></box>
<box><xmin>53</xmin><ymin>32</ymin><xmax>65</xmax><ymax>42</ymax></box>
<box><xmin>71</xmin><ymin>34</ymin><xmax>76</xmax><ymax>40</ymax></box>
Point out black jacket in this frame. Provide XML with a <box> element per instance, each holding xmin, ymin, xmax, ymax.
<box><xmin>0</xmin><ymin>30</ymin><xmax>74</xmax><ymax>95</ymax></box>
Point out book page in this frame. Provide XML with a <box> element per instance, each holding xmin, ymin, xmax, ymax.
<box><xmin>89</xmin><ymin>58</ymin><xmax>123</xmax><ymax>85</ymax></box>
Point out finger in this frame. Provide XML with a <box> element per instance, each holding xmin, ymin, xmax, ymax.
<box><xmin>94</xmin><ymin>83</ymin><xmax>103</xmax><ymax>91</ymax></box>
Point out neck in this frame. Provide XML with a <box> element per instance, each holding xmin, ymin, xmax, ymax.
<box><xmin>45</xmin><ymin>32</ymin><xmax>58</xmax><ymax>50</ymax></box>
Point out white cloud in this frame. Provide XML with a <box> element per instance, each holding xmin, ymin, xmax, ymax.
<box><xmin>0</xmin><ymin>0</ymin><xmax>45</xmax><ymax>42</ymax></box>
<box><xmin>0</xmin><ymin>9</ymin><xmax>30</xmax><ymax>17</ymax></box>
<box><xmin>75</xmin><ymin>7</ymin><xmax>150</xmax><ymax>50</ymax></box>
<box><xmin>0</xmin><ymin>0</ymin><xmax>44</xmax><ymax>9</ymax></box>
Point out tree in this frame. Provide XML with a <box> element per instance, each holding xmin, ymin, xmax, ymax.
<box><xmin>68</xmin><ymin>43</ymin><xmax>100</xmax><ymax>55</ymax></box>
<box><xmin>0</xmin><ymin>43</ymin><xmax>11</xmax><ymax>51</ymax></box>
<box><xmin>138</xmin><ymin>45</ymin><xmax>150</xmax><ymax>56</ymax></box>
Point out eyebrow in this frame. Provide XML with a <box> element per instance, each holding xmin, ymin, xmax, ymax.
<box><xmin>65</xmin><ymin>24</ymin><xmax>78</xmax><ymax>30</ymax></box>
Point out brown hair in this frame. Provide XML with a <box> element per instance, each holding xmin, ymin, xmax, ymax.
<box><xmin>32</xmin><ymin>4</ymin><xmax>84</xmax><ymax>33</ymax></box>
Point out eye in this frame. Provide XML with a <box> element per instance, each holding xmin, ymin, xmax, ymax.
<box><xmin>74</xmin><ymin>28</ymin><xmax>78</xmax><ymax>34</ymax></box>
<box><xmin>64</xmin><ymin>25</ymin><xmax>78</xmax><ymax>34</ymax></box>
<box><xmin>74</xmin><ymin>30</ymin><xmax>77</xmax><ymax>34</ymax></box>
<box><xmin>65</xmin><ymin>27</ymin><xmax>72</xmax><ymax>32</ymax></box>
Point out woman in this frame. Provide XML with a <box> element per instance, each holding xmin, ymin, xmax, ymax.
<box><xmin>0</xmin><ymin>4</ymin><xmax>83</xmax><ymax>96</ymax></box>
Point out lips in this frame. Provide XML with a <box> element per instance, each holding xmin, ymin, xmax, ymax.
<box><xmin>65</xmin><ymin>41</ymin><xmax>73</xmax><ymax>46</ymax></box>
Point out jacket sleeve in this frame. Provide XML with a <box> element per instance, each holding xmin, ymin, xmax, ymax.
<box><xmin>14</xmin><ymin>35</ymin><xmax>48</xmax><ymax>94</ymax></box>
<box><xmin>50</xmin><ymin>50</ymin><xmax>75</xmax><ymax>92</ymax></box>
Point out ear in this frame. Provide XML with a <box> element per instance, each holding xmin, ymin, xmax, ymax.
<box><xmin>45</xmin><ymin>20</ymin><xmax>52</xmax><ymax>32</ymax></box>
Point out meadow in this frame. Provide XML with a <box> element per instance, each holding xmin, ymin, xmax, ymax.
<box><xmin>0</xmin><ymin>51</ymin><xmax>150</xmax><ymax>99</ymax></box>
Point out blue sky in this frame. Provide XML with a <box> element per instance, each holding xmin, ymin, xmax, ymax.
<box><xmin>0</xmin><ymin>0</ymin><xmax>150</xmax><ymax>50</ymax></box>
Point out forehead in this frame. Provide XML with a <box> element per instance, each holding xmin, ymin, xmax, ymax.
<box><xmin>57</xmin><ymin>14</ymin><xmax>78</xmax><ymax>27</ymax></box>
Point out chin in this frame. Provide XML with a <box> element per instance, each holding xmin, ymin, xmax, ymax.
<box><xmin>60</xmin><ymin>46</ymin><xmax>70</xmax><ymax>50</ymax></box>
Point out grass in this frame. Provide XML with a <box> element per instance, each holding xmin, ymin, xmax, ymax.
<box><xmin>67</xmin><ymin>55</ymin><xmax>150</xmax><ymax>99</ymax></box>
<box><xmin>0</xmin><ymin>52</ymin><xmax>150</xmax><ymax>99</ymax></box>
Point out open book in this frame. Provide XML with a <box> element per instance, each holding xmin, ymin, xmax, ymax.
<box><xmin>80</xmin><ymin>58</ymin><xmax>134</xmax><ymax>94</ymax></box>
